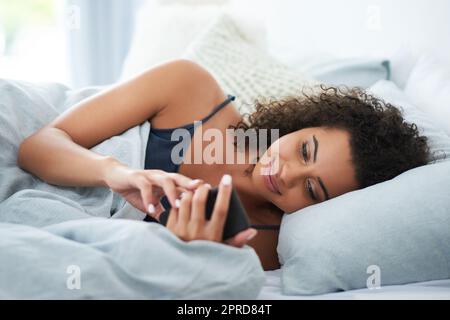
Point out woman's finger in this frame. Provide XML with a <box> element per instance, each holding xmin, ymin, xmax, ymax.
<box><xmin>166</xmin><ymin>206</ymin><xmax>178</xmax><ymax>229</ymax></box>
<box><xmin>209</xmin><ymin>174</ymin><xmax>233</xmax><ymax>239</ymax></box>
<box><xmin>137</xmin><ymin>177</ymin><xmax>159</xmax><ymax>215</ymax></box>
<box><xmin>154</xmin><ymin>174</ymin><xmax>179</xmax><ymax>208</ymax></box>
<box><xmin>140</xmin><ymin>180</ymin><xmax>168</xmax><ymax>216</ymax></box>
<box><xmin>143</xmin><ymin>170</ymin><xmax>178</xmax><ymax>207</ymax></box>
<box><xmin>190</xmin><ymin>184</ymin><xmax>210</xmax><ymax>227</ymax></box>
<box><xmin>168</xmin><ymin>173</ymin><xmax>203</xmax><ymax>190</ymax></box>
<box><xmin>224</xmin><ymin>228</ymin><xmax>258</xmax><ymax>248</ymax></box>
<box><xmin>177</xmin><ymin>190</ymin><xmax>193</xmax><ymax>231</ymax></box>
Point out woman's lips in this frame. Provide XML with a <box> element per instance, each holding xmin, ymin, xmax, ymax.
<box><xmin>262</xmin><ymin>157</ymin><xmax>281</xmax><ymax>195</ymax></box>
<box><xmin>265</xmin><ymin>174</ymin><xmax>281</xmax><ymax>195</ymax></box>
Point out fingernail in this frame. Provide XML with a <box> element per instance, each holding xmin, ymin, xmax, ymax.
<box><xmin>175</xmin><ymin>199</ymin><xmax>181</xmax><ymax>208</ymax></box>
<box><xmin>147</xmin><ymin>204</ymin><xmax>156</xmax><ymax>215</ymax></box>
<box><xmin>221</xmin><ymin>174</ymin><xmax>232</xmax><ymax>186</ymax></box>
<box><xmin>246</xmin><ymin>230</ymin><xmax>257</xmax><ymax>241</ymax></box>
<box><xmin>205</xmin><ymin>183</ymin><xmax>212</xmax><ymax>189</ymax></box>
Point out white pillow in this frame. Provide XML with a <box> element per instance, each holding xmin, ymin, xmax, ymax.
<box><xmin>370</xmin><ymin>81</ymin><xmax>450</xmax><ymax>163</ymax></box>
<box><xmin>278</xmin><ymin>80</ymin><xmax>450</xmax><ymax>295</ymax></box>
<box><xmin>405</xmin><ymin>55</ymin><xmax>450</xmax><ymax>136</ymax></box>
<box><xmin>182</xmin><ymin>14</ymin><xmax>317</xmax><ymax>115</ymax></box>
<box><xmin>120</xmin><ymin>2</ymin><xmax>224</xmax><ymax>80</ymax></box>
<box><xmin>388</xmin><ymin>45</ymin><xmax>421</xmax><ymax>89</ymax></box>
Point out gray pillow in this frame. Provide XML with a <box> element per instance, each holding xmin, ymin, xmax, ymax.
<box><xmin>278</xmin><ymin>80</ymin><xmax>450</xmax><ymax>295</ymax></box>
<box><xmin>306</xmin><ymin>58</ymin><xmax>391</xmax><ymax>88</ymax></box>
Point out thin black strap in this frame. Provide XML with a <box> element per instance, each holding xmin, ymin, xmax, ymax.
<box><xmin>199</xmin><ymin>94</ymin><xmax>235</xmax><ymax>124</ymax></box>
<box><xmin>250</xmin><ymin>224</ymin><xmax>280</xmax><ymax>231</ymax></box>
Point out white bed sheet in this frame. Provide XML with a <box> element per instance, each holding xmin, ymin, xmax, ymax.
<box><xmin>258</xmin><ymin>269</ymin><xmax>450</xmax><ymax>300</ymax></box>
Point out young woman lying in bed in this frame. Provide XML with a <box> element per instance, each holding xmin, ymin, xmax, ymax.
<box><xmin>18</xmin><ymin>60</ymin><xmax>430</xmax><ymax>270</ymax></box>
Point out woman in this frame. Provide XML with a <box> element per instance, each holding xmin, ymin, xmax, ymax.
<box><xmin>18</xmin><ymin>59</ymin><xmax>430</xmax><ymax>270</ymax></box>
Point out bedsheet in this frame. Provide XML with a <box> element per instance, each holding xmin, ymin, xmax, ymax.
<box><xmin>259</xmin><ymin>270</ymin><xmax>450</xmax><ymax>300</ymax></box>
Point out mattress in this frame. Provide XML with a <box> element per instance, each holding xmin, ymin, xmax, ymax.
<box><xmin>257</xmin><ymin>269</ymin><xmax>450</xmax><ymax>300</ymax></box>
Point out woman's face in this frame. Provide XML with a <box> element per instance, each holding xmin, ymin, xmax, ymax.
<box><xmin>251</xmin><ymin>127</ymin><xmax>359</xmax><ymax>213</ymax></box>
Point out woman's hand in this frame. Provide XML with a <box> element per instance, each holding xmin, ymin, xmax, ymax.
<box><xmin>166</xmin><ymin>174</ymin><xmax>258</xmax><ymax>248</ymax></box>
<box><xmin>105</xmin><ymin>164</ymin><xmax>203</xmax><ymax>218</ymax></box>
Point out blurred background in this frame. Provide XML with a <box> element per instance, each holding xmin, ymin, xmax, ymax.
<box><xmin>0</xmin><ymin>0</ymin><xmax>69</xmax><ymax>83</ymax></box>
<box><xmin>0</xmin><ymin>0</ymin><xmax>142</xmax><ymax>86</ymax></box>
<box><xmin>0</xmin><ymin>0</ymin><xmax>449</xmax><ymax>89</ymax></box>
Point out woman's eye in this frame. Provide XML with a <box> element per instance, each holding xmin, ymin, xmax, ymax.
<box><xmin>301</xmin><ymin>142</ymin><xmax>308</xmax><ymax>161</ymax></box>
<box><xmin>306</xmin><ymin>180</ymin><xmax>317</xmax><ymax>201</ymax></box>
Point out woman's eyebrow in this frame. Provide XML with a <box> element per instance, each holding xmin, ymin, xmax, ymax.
<box><xmin>312</xmin><ymin>135</ymin><xmax>330</xmax><ymax>200</ymax></box>
<box><xmin>313</xmin><ymin>135</ymin><xmax>318</xmax><ymax>162</ymax></box>
<box><xmin>318</xmin><ymin>177</ymin><xmax>330</xmax><ymax>200</ymax></box>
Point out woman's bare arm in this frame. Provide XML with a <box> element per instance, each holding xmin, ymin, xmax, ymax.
<box><xmin>17</xmin><ymin>59</ymin><xmax>217</xmax><ymax>187</ymax></box>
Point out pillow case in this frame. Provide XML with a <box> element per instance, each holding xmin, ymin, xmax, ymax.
<box><xmin>405</xmin><ymin>54</ymin><xmax>450</xmax><ymax>136</ymax></box>
<box><xmin>120</xmin><ymin>2</ymin><xmax>224</xmax><ymax>80</ymax></box>
<box><xmin>278</xmin><ymin>80</ymin><xmax>450</xmax><ymax>295</ymax></box>
<box><xmin>182</xmin><ymin>14</ymin><xmax>317</xmax><ymax>115</ymax></box>
<box><xmin>306</xmin><ymin>58</ymin><xmax>391</xmax><ymax>88</ymax></box>
<box><xmin>369</xmin><ymin>80</ymin><xmax>450</xmax><ymax>163</ymax></box>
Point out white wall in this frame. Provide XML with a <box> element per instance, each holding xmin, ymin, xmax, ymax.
<box><xmin>266</xmin><ymin>0</ymin><xmax>450</xmax><ymax>64</ymax></box>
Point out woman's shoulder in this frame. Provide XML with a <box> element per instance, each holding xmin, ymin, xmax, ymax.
<box><xmin>171</xmin><ymin>59</ymin><xmax>226</xmax><ymax>107</ymax></box>
<box><xmin>150</xmin><ymin>60</ymin><xmax>239</xmax><ymax>129</ymax></box>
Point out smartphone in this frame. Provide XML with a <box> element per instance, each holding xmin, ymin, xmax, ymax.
<box><xmin>157</xmin><ymin>187</ymin><xmax>251</xmax><ymax>241</ymax></box>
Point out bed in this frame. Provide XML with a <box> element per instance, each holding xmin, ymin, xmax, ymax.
<box><xmin>1</xmin><ymin>0</ymin><xmax>449</xmax><ymax>299</ymax></box>
<box><xmin>1</xmin><ymin>76</ymin><xmax>445</xmax><ymax>299</ymax></box>
<box><xmin>119</xmin><ymin>0</ymin><xmax>450</xmax><ymax>299</ymax></box>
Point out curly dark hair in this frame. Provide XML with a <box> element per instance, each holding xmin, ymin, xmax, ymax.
<box><xmin>230</xmin><ymin>85</ymin><xmax>432</xmax><ymax>189</ymax></box>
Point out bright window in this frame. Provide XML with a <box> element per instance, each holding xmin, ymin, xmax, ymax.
<box><xmin>0</xmin><ymin>0</ymin><xmax>68</xmax><ymax>84</ymax></box>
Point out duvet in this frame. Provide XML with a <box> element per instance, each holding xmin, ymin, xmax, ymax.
<box><xmin>0</xmin><ymin>79</ymin><xmax>264</xmax><ymax>299</ymax></box>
